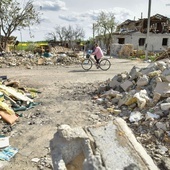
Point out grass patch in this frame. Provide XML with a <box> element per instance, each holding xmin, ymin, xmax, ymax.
<box><xmin>9</xmin><ymin>42</ymin><xmax>48</xmax><ymax>51</ymax></box>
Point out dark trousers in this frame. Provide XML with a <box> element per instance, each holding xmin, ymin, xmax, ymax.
<box><xmin>94</xmin><ymin>55</ymin><xmax>99</xmax><ymax>64</ymax></box>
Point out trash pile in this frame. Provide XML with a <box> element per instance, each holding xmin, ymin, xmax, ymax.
<box><xmin>0</xmin><ymin>46</ymin><xmax>84</xmax><ymax>68</ymax></box>
<box><xmin>155</xmin><ymin>48</ymin><xmax>170</xmax><ymax>61</ymax></box>
<box><xmin>0</xmin><ymin>76</ymin><xmax>40</xmax><ymax>162</ymax></box>
<box><xmin>118</xmin><ymin>44</ymin><xmax>133</xmax><ymax>57</ymax></box>
<box><xmin>93</xmin><ymin>59</ymin><xmax>170</xmax><ymax>168</ymax></box>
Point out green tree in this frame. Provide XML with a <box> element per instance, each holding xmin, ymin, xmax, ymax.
<box><xmin>0</xmin><ymin>0</ymin><xmax>41</xmax><ymax>51</ymax></box>
<box><xmin>95</xmin><ymin>11</ymin><xmax>117</xmax><ymax>55</ymax></box>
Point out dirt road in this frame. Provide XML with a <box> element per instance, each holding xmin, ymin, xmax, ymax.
<box><xmin>0</xmin><ymin>58</ymin><xmax>149</xmax><ymax>170</ymax></box>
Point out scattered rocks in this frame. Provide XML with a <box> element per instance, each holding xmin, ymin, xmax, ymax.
<box><xmin>93</xmin><ymin>59</ymin><xmax>170</xmax><ymax>168</ymax></box>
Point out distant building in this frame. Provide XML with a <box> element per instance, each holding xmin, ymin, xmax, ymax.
<box><xmin>112</xmin><ymin>14</ymin><xmax>170</xmax><ymax>53</ymax></box>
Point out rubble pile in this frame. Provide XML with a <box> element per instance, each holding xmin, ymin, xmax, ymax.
<box><xmin>155</xmin><ymin>48</ymin><xmax>170</xmax><ymax>61</ymax></box>
<box><xmin>93</xmin><ymin>59</ymin><xmax>170</xmax><ymax>168</ymax></box>
<box><xmin>56</xmin><ymin>53</ymin><xmax>82</xmax><ymax>66</ymax></box>
<box><xmin>0</xmin><ymin>78</ymin><xmax>40</xmax><ymax>129</ymax></box>
<box><xmin>50</xmin><ymin>46</ymin><xmax>72</xmax><ymax>54</ymax></box>
<box><xmin>118</xmin><ymin>44</ymin><xmax>133</xmax><ymax>57</ymax></box>
<box><xmin>0</xmin><ymin>46</ymin><xmax>84</xmax><ymax>68</ymax></box>
<box><xmin>0</xmin><ymin>52</ymin><xmax>38</xmax><ymax>68</ymax></box>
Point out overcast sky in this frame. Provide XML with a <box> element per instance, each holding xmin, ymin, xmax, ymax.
<box><xmin>13</xmin><ymin>0</ymin><xmax>170</xmax><ymax>42</ymax></box>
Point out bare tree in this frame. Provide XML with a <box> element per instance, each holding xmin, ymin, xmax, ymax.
<box><xmin>0</xmin><ymin>0</ymin><xmax>41</xmax><ymax>51</ymax></box>
<box><xmin>56</xmin><ymin>26</ymin><xmax>68</xmax><ymax>46</ymax></box>
<box><xmin>95</xmin><ymin>11</ymin><xmax>116</xmax><ymax>55</ymax></box>
<box><xmin>46</xmin><ymin>25</ymin><xmax>85</xmax><ymax>48</ymax></box>
<box><xmin>45</xmin><ymin>32</ymin><xmax>57</xmax><ymax>42</ymax></box>
<box><xmin>73</xmin><ymin>25</ymin><xmax>85</xmax><ymax>41</ymax></box>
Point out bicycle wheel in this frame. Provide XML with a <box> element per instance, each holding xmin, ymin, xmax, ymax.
<box><xmin>99</xmin><ymin>59</ymin><xmax>111</xmax><ymax>71</ymax></box>
<box><xmin>81</xmin><ymin>59</ymin><xmax>93</xmax><ymax>71</ymax></box>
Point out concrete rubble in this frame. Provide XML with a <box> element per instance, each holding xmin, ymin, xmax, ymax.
<box><xmin>92</xmin><ymin>58</ymin><xmax>170</xmax><ymax>169</ymax></box>
<box><xmin>50</xmin><ymin>119</ymin><xmax>158</xmax><ymax>170</ymax></box>
<box><xmin>0</xmin><ymin>46</ymin><xmax>84</xmax><ymax>68</ymax></box>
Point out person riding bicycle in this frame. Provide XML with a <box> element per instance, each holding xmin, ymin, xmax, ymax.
<box><xmin>92</xmin><ymin>43</ymin><xmax>103</xmax><ymax>68</ymax></box>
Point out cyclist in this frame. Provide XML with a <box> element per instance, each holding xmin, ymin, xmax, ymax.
<box><xmin>92</xmin><ymin>43</ymin><xmax>103</xmax><ymax>68</ymax></box>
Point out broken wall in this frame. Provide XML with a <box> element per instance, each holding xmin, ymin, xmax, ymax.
<box><xmin>111</xmin><ymin>32</ymin><xmax>170</xmax><ymax>55</ymax></box>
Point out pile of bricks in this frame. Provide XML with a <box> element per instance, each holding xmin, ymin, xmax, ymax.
<box><xmin>94</xmin><ymin>58</ymin><xmax>170</xmax><ymax>166</ymax></box>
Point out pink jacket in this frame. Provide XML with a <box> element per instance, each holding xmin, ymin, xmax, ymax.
<box><xmin>92</xmin><ymin>46</ymin><xmax>103</xmax><ymax>59</ymax></box>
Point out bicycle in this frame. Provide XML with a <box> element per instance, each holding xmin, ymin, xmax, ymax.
<box><xmin>81</xmin><ymin>54</ymin><xmax>111</xmax><ymax>71</ymax></box>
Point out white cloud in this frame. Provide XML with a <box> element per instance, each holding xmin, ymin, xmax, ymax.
<box><xmin>58</xmin><ymin>7</ymin><xmax>134</xmax><ymax>25</ymax></box>
<box><xmin>59</xmin><ymin>13</ymin><xmax>78</xmax><ymax>22</ymax></box>
<box><xmin>33</xmin><ymin>0</ymin><xmax>67</xmax><ymax>11</ymax></box>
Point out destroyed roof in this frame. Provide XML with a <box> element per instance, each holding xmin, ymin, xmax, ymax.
<box><xmin>150</xmin><ymin>13</ymin><xmax>169</xmax><ymax>21</ymax></box>
<box><xmin>118</xmin><ymin>13</ymin><xmax>169</xmax><ymax>27</ymax></box>
<box><xmin>118</xmin><ymin>19</ymin><xmax>136</xmax><ymax>27</ymax></box>
<box><xmin>117</xmin><ymin>13</ymin><xmax>170</xmax><ymax>34</ymax></box>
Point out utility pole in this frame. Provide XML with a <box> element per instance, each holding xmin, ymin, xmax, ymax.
<box><xmin>0</xmin><ymin>1</ymin><xmax>2</xmax><ymax>51</ymax></box>
<box><xmin>93</xmin><ymin>23</ymin><xmax>95</xmax><ymax>40</ymax></box>
<box><xmin>145</xmin><ymin>0</ymin><xmax>151</xmax><ymax>60</ymax></box>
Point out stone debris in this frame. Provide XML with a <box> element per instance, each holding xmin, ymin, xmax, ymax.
<box><xmin>0</xmin><ymin>46</ymin><xmax>84</xmax><ymax>68</ymax></box>
<box><xmin>50</xmin><ymin>119</ymin><xmax>158</xmax><ymax>170</ymax></box>
<box><xmin>93</xmin><ymin>58</ymin><xmax>170</xmax><ymax>168</ymax></box>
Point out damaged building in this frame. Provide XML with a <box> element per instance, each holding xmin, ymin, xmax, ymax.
<box><xmin>111</xmin><ymin>14</ymin><xmax>170</xmax><ymax>56</ymax></box>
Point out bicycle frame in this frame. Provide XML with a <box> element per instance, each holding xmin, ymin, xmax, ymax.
<box><xmin>82</xmin><ymin>54</ymin><xmax>111</xmax><ymax>71</ymax></box>
<box><xmin>88</xmin><ymin>55</ymin><xmax>97</xmax><ymax>64</ymax></box>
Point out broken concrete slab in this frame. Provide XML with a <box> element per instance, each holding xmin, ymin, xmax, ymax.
<box><xmin>120</xmin><ymin>80</ymin><xmax>133</xmax><ymax>91</ymax></box>
<box><xmin>108</xmin><ymin>79</ymin><xmax>120</xmax><ymax>89</ymax></box>
<box><xmin>136</xmin><ymin>75</ymin><xmax>149</xmax><ymax>87</ymax></box>
<box><xmin>50</xmin><ymin>118</ymin><xmax>159</xmax><ymax>170</ymax></box>
<box><xmin>129</xmin><ymin>66</ymin><xmax>140</xmax><ymax>80</ymax></box>
<box><xmin>154</xmin><ymin>82</ymin><xmax>170</xmax><ymax>97</ymax></box>
<box><xmin>87</xmin><ymin>118</ymin><xmax>159</xmax><ymax>170</ymax></box>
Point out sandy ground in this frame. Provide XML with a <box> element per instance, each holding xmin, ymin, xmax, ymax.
<box><xmin>0</xmin><ymin>58</ymin><xmax>149</xmax><ymax>170</ymax></box>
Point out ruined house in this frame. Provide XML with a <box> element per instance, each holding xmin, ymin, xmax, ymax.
<box><xmin>112</xmin><ymin>14</ymin><xmax>170</xmax><ymax>53</ymax></box>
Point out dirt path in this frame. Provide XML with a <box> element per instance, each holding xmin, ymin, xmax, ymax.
<box><xmin>0</xmin><ymin>58</ymin><xmax>149</xmax><ymax>170</ymax></box>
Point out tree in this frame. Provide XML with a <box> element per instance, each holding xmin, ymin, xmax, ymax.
<box><xmin>0</xmin><ymin>0</ymin><xmax>41</xmax><ymax>51</ymax></box>
<box><xmin>45</xmin><ymin>31</ymin><xmax>57</xmax><ymax>42</ymax></box>
<box><xmin>73</xmin><ymin>25</ymin><xmax>85</xmax><ymax>42</ymax></box>
<box><xmin>46</xmin><ymin>25</ymin><xmax>85</xmax><ymax>48</ymax></box>
<box><xmin>95</xmin><ymin>11</ymin><xmax>117</xmax><ymax>55</ymax></box>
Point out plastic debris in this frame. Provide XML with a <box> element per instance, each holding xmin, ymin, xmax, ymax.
<box><xmin>145</xmin><ymin>112</ymin><xmax>160</xmax><ymax>120</ymax></box>
<box><xmin>0</xmin><ymin>146</ymin><xmax>18</xmax><ymax>161</ymax></box>
<box><xmin>0</xmin><ymin>135</ymin><xmax>9</xmax><ymax>148</ymax></box>
<box><xmin>129</xmin><ymin>111</ymin><xmax>143</xmax><ymax>122</ymax></box>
